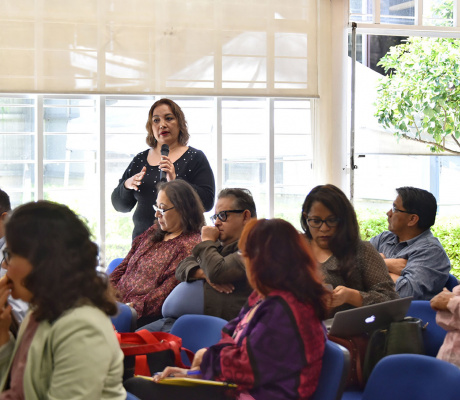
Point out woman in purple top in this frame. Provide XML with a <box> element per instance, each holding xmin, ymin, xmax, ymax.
<box><xmin>125</xmin><ymin>218</ymin><xmax>328</xmax><ymax>399</ymax></box>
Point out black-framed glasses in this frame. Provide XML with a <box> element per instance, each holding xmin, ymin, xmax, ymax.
<box><xmin>210</xmin><ymin>210</ymin><xmax>245</xmax><ymax>224</ymax></box>
<box><xmin>2</xmin><ymin>248</ymin><xmax>11</xmax><ymax>266</ymax></box>
<box><xmin>306</xmin><ymin>218</ymin><xmax>340</xmax><ymax>229</ymax></box>
<box><xmin>391</xmin><ymin>205</ymin><xmax>414</xmax><ymax>214</ymax></box>
<box><xmin>153</xmin><ymin>204</ymin><xmax>175</xmax><ymax>216</ymax></box>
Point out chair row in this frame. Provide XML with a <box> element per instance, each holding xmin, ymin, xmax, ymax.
<box><xmin>111</xmin><ymin>275</ymin><xmax>457</xmax><ymax>400</ymax></box>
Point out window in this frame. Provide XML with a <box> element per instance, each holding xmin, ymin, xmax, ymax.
<box><xmin>349</xmin><ymin>28</ymin><xmax>460</xmax><ymax>217</ymax></box>
<box><xmin>0</xmin><ymin>95</ymin><xmax>313</xmax><ymax>265</ymax></box>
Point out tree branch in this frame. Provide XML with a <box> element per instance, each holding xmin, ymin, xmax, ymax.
<box><xmin>451</xmin><ymin>133</ymin><xmax>460</xmax><ymax>148</ymax></box>
<box><xmin>400</xmin><ymin>133</ymin><xmax>460</xmax><ymax>154</ymax></box>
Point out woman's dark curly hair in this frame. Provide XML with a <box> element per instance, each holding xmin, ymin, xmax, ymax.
<box><xmin>239</xmin><ymin>218</ymin><xmax>328</xmax><ymax>321</ymax></box>
<box><xmin>5</xmin><ymin>201</ymin><xmax>118</xmax><ymax>323</ymax></box>
<box><xmin>151</xmin><ymin>179</ymin><xmax>205</xmax><ymax>242</ymax></box>
<box><xmin>300</xmin><ymin>184</ymin><xmax>361</xmax><ymax>279</ymax></box>
<box><xmin>145</xmin><ymin>98</ymin><xmax>190</xmax><ymax>148</ymax></box>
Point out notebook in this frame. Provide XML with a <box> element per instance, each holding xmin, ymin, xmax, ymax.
<box><xmin>325</xmin><ymin>296</ymin><xmax>413</xmax><ymax>338</ymax></box>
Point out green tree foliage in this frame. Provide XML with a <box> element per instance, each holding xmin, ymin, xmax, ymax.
<box><xmin>375</xmin><ymin>36</ymin><xmax>460</xmax><ymax>154</ymax></box>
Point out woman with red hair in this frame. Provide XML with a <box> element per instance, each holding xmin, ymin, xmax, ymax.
<box><xmin>125</xmin><ymin>218</ymin><xmax>328</xmax><ymax>399</ymax></box>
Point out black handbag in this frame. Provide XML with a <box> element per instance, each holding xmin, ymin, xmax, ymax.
<box><xmin>363</xmin><ymin>317</ymin><xmax>425</xmax><ymax>383</ymax></box>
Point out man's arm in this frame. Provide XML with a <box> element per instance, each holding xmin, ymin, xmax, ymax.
<box><xmin>380</xmin><ymin>254</ymin><xmax>408</xmax><ymax>276</ymax></box>
<box><xmin>395</xmin><ymin>245</ymin><xmax>451</xmax><ymax>300</ymax></box>
<box><xmin>197</xmin><ymin>244</ymin><xmax>246</xmax><ymax>284</ymax></box>
<box><xmin>371</xmin><ymin>233</ymin><xmax>408</xmax><ymax>278</ymax></box>
<box><xmin>175</xmin><ymin>255</ymin><xmax>202</xmax><ymax>282</ymax></box>
<box><xmin>175</xmin><ymin>226</ymin><xmax>221</xmax><ymax>282</ymax></box>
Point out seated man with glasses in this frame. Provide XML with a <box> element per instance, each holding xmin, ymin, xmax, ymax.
<box><xmin>141</xmin><ymin>188</ymin><xmax>256</xmax><ymax>333</ymax></box>
<box><xmin>370</xmin><ymin>186</ymin><xmax>451</xmax><ymax>300</ymax></box>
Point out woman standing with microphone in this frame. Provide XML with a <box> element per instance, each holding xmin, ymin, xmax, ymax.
<box><xmin>112</xmin><ymin>98</ymin><xmax>215</xmax><ymax>240</ymax></box>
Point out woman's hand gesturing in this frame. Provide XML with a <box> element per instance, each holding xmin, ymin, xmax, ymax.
<box><xmin>124</xmin><ymin>166</ymin><xmax>147</xmax><ymax>191</ymax></box>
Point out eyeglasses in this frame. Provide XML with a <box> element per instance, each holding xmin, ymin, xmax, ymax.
<box><xmin>153</xmin><ymin>204</ymin><xmax>175</xmax><ymax>216</ymax></box>
<box><xmin>2</xmin><ymin>248</ymin><xmax>11</xmax><ymax>266</ymax></box>
<box><xmin>391</xmin><ymin>205</ymin><xmax>414</xmax><ymax>214</ymax></box>
<box><xmin>210</xmin><ymin>210</ymin><xmax>245</xmax><ymax>224</ymax></box>
<box><xmin>306</xmin><ymin>218</ymin><xmax>340</xmax><ymax>229</ymax></box>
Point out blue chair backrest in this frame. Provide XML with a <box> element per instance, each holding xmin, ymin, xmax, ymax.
<box><xmin>312</xmin><ymin>340</ymin><xmax>350</xmax><ymax>400</ymax></box>
<box><xmin>106</xmin><ymin>257</ymin><xmax>124</xmax><ymax>275</ymax></box>
<box><xmin>170</xmin><ymin>314</ymin><xmax>227</xmax><ymax>366</ymax></box>
<box><xmin>362</xmin><ymin>354</ymin><xmax>460</xmax><ymax>400</ymax></box>
<box><xmin>111</xmin><ymin>302</ymin><xmax>138</xmax><ymax>332</ymax></box>
<box><xmin>445</xmin><ymin>273</ymin><xmax>458</xmax><ymax>291</ymax></box>
<box><xmin>406</xmin><ymin>300</ymin><xmax>446</xmax><ymax>357</ymax></box>
<box><xmin>126</xmin><ymin>392</ymin><xmax>141</xmax><ymax>400</ymax></box>
<box><xmin>170</xmin><ymin>314</ymin><xmax>227</xmax><ymax>353</ymax></box>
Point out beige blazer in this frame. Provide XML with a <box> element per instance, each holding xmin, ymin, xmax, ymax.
<box><xmin>0</xmin><ymin>305</ymin><xmax>126</xmax><ymax>399</ymax></box>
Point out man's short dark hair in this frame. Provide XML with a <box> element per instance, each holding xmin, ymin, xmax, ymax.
<box><xmin>218</xmin><ymin>188</ymin><xmax>257</xmax><ymax>218</ymax></box>
<box><xmin>0</xmin><ymin>189</ymin><xmax>11</xmax><ymax>214</ymax></box>
<box><xmin>396</xmin><ymin>186</ymin><xmax>437</xmax><ymax>230</ymax></box>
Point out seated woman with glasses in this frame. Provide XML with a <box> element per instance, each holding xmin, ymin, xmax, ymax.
<box><xmin>301</xmin><ymin>184</ymin><xmax>398</xmax><ymax>317</ymax></box>
<box><xmin>109</xmin><ymin>180</ymin><xmax>205</xmax><ymax>328</ymax></box>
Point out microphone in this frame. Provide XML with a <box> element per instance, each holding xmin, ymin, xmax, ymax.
<box><xmin>160</xmin><ymin>144</ymin><xmax>169</xmax><ymax>182</ymax></box>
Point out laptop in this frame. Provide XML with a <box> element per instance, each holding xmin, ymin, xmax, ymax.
<box><xmin>325</xmin><ymin>296</ymin><xmax>413</xmax><ymax>338</ymax></box>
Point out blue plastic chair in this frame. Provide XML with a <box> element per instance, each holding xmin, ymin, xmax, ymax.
<box><xmin>361</xmin><ymin>354</ymin><xmax>460</xmax><ymax>400</ymax></box>
<box><xmin>126</xmin><ymin>392</ymin><xmax>141</xmax><ymax>400</ymax></box>
<box><xmin>312</xmin><ymin>340</ymin><xmax>350</xmax><ymax>400</ymax></box>
<box><xmin>445</xmin><ymin>273</ymin><xmax>458</xmax><ymax>291</ymax></box>
<box><xmin>111</xmin><ymin>302</ymin><xmax>138</xmax><ymax>333</ymax></box>
<box><xmin>406</xmin><ymin>300</ymin><xmax>447</xmax><ymax>357</ymax></box>
<box><xmin>170</xmin><ymin>314</ymin><xmax>227</xmax><ymax>366</ymax></box>
<box><xmin>106</xmin><ymin>257</ymin><xmax>124</xmax><ymax>275</ymax></box>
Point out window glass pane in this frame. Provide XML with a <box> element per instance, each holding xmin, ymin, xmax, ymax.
<box><xmin>380</xmin><ymin>0</ymin><xmax>415</xmax><ymax>25</ymax></box>
<box><xmin>273</xmin><ymin>99</ymin><xmax>312</xmax><ymax>227</ymax></box>
<box><xmin>0</xmin><ymin>101</ymin><xmax>34</xmax><ymax>133</ymax></box>
<box><xmin>43</xmin><ymin>160</ymin><xmax>99</xmax><ymax>239</ymax></box>
<box><xmin>44</xmin><ymin>188</ymin><xmax>99</xmax><ymax>237</ymax></box>
<box><xmin>44</xmin><ymin>103</ymin><xmax>96</xmax><ymax>134</ymax></box>
<box><xmin>222</xmin><ymin>98</ymin><xmax>268</xmax><ymax>216</ymax></box>
<box><xmin>43</xmin><ymin>162</ymin><xmax>97</xmax><ymax>188</ymax></box>
<box><xmin>105</xmin><ymin>160</ymin><xmax>135</xmax><ymax>263</ymax></box>
<box><xmin>423</xmin><ymin>0</ymin><xmax>454</xmax><ymax>26</ymax></box>
<box><xmin>274</xmin><ymin>187</ymin><xmax>309</xmax><ymax>230</ymax></box>
<box><xmin>43</xmin><ymin>98</ymin><xmax>95</xmax><ymax>107</ymax></box>
<box><xmin>439</xmin><ymin>157</ymin><xmax>460</xmax><ymax>209</ymax></box>
<box><xmin>0</xmin><ymin>134</ymin><xmax>34</xmax><ymax>160</ymax></box>
<box><xmin>350</xmin><ymin>0</ymin><xmax>373</xmax><ymax>22</ymax></box>
<box><xmin>44</xmin><ymin>134</ymin><xmax>97</xmax><ymax>161</ymax></box>
<box><xmin>354</xmin><ymin>155</ymin><xmax>431</xmax><ymax>204</ymax></box>
<box><xmin>106</xmin><ymin>100</ymin><xmax>150</xmax><ymax>134</ymax></box>
<box><xmin>0</xmin><ymin>163</ymin><xmax>35</xmax><ymax>199</ymax></box>
<box><xmin>106</xmin><ymin>134</ymin><xmax>146</xmax><ymax>160</ymax></box>
<box><xmin>222</xmin><ymin>100</ymin><xmax>266</xmax><ymax>135</ymax></box>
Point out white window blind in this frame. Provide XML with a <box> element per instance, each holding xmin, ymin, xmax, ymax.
<box><xmin>0</xmin><ymin>0</ymin><xmax>318</xmax><ymax>97</ymax></box>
